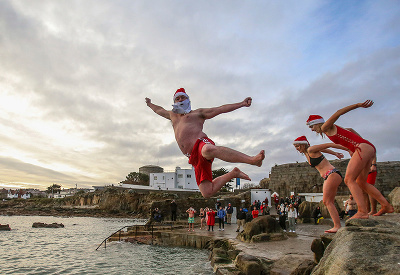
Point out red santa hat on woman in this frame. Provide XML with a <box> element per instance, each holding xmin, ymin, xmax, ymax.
<box><xmin>173</xmin><ymin>88</ymin><xmax>189</xmax><ymax>102</ymax></box>
<box><xmin>293</xmin><ymin>136</ymin><xmax>310</xmax><ymax>146</ymax></box>
<box><xmin>306</xmin><ymin>115</ymin><xmax>325</xmax><ymax>126</ymax></box>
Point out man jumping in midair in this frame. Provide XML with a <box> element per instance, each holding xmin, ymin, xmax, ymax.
<box><xmin>145</xmin><ymin>88</ymin><xmax>265</xmax><ymax>198</ymax></box>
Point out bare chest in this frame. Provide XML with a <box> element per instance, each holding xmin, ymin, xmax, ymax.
<box><xmin>171</xmin><ymin>112</ymin><xmax>204</xmax><ymax>129</ymax></box>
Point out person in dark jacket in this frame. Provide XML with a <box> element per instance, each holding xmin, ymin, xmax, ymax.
<box><xmin>217</xmin><ymin>206</ymin><xmax>226</xmax><ymax>231</ymax></box>
<box><xmin>312</xmin><ymin>206</ymin><xmax>322</xmax><ymax>225</ymax></box>
<box><xmin>279</xmin><ymin>211</ymin><xmax>286</xmax><ymax>231</ymax></box>
<box><xmin>236</xmin><ymin>207</ymin><xmax>246</xmax><ymax>232</ymax></box>
<box><xmin>170</xmin><ymin>200</ymin><xmax>177</xmax><ymax>221</ymax></box>
<box><xmin>226</xmin><ymin>203</ymin><xmax>234</xmax><ymax>224</ymax></box>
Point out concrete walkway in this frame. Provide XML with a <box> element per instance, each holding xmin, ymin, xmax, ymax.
<box><xmin>176</xmin><ymin>216</ymin><xmax>341</xmax><ymax>261</ymax></box>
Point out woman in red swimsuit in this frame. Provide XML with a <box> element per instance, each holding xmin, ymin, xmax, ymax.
<box><xmin>306</xmin><ymin>100</ymin><xmax>393</xmax><ymax>219</ymax></box>
<box><xmin>293</xmin><ymin>136</ymin><xmax>346</xmax><ymax>233</ymax></box>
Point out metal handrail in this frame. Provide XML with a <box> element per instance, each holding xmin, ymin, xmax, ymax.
<box><xmin>95</xmin><ymin>219</ymin><xmax>175</xmax><ymax>250</ymax></box>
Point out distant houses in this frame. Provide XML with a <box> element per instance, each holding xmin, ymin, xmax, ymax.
<box><xmin>7</xmin><ymin>189</ymin><xmax>31</xmax><ymax>199</ymax></box>
<box><xmin>2</xmin><ymin>188</ymin><xmax>47</xmax><ymax>199</ymax></box>
<box><xmin>48</xmin><ymin>188</ymin><xmax>92</xmax><ymax>198</ymax></box>
<box><xmin>0</xmin><ymin>188</ymin><xmax>93</xmax><ymax>200</ymax></box>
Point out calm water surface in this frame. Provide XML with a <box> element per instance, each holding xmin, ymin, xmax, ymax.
<box><xmin>0</xmin><ymin>216</ymin><xmax>213</xmax><ymax>275</ymax></box>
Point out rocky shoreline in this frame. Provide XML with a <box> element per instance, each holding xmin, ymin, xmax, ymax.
<box><xmin>163</xmin><ymin>215</ymin><xmax>400</xmax><ymax>274</ymax></box>
<box><xmin>2</xmin><ymin>187</ymin><xmax>399</xmax><ymax>274</ymax></box>
<box><xmin>105</xmin><ymin>213</ymin><xmax>400</xmax><ymax>275</ymax></box>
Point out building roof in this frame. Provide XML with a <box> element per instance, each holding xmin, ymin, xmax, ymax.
<box><xmin>139</xmin><ymin>165</ymin><xmax>163</xmax><ymax>169</ymax></box>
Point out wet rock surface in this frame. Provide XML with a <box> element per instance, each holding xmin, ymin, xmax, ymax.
<box><xmin>0</xmin><ymin>224</ymin><xmax>11</xmax><ymax>231</ymax></box>
<box><xmin>237</xmin><ymin>216</ymin><xmax>285</xmax><ymax>243</ymax></box>
<box><xmin>32</xmin><ymin>222</ymin><xmax>65</xmax><ymax>228</ymax></box>
<box><xmin>311</xmin><ymin>215</ymin><xmax>400</xmax><ymax>275</ymax></box>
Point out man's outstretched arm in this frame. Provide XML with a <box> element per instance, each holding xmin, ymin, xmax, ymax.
<box><xmin>145</xmin><ymin>98</ymin><xmax>171</xmax><ymax>120</ymax></box>
<box><xmin>200</xmin><ymin>97</ymin><xmax>252</xmax><ymax>119</ymax></box>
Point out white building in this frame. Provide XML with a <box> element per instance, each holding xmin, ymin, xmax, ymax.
<box><xmin>250</xmin><ymin>189</ymin><xmax>272</xmax><ymax>207</ymax></box>
<box><xmin>150</xmin><ymin>167</ymin><xmax>198</xmax><ymax>191</ymax></box>
<box><xmin>298</xmin><ymin>193</ymin><xmax>324</xmax><ymax>202</ymax></box>
<box><xmin>49</xmin><ymin>188</ymin><xmax>82</xmax><ymax>198</ymax></box>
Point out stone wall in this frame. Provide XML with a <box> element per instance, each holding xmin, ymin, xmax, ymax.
<box><xmin>268</xmin><ymin>160</ymin><xmax>400</xmax><ymax>198</ymax></box>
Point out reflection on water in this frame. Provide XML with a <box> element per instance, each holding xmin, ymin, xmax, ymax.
<box><xmin>0</xmin><ymin>216</ymin><xmax>213</xmax><ymax>275</ymax></box>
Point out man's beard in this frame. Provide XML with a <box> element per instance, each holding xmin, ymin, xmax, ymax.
<box><xmin>172</xmin><ymin>99</ymin><xmax>191</xmax><ymax>114</ymax></box>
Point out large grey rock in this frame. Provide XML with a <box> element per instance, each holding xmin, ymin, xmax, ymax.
<box><xmin>388</xmin><ymin>187</ymin><xmax>400</xmax><ymax>213</ymax></box>
<box><xmin>32</xmin><ymin>222</ymin><xmax>64</xmax><ymax>228</ymax></box>
<box><xmin>311</xmin><ymin>215</ymin><xmax>400</xmax><ymax>275</ymax></box>
<box><xmin>298</xmin><ymin>201</ymin><xmax>319</xmax><ymax>223</ymax></box>
<box><xmin>0</xmin><ymin>224</ymin><xmax>11</xmax><ymax>231</ymax></box>
<box><xmin>270</xmin><ymin>255</ymin><xmax>314</xmax><ymax>275</ymax></box>
<box><xmin>235</xmin><ymin>254</ymin><xmax>264</xmax><ymax>275</ymax></box>
<box><xmin>310</xmin><ymin>238</ymin><xmax>324</xmax><ymax>263</ymax></box>
<box><xmin>291</xmin><ymin>259</ymin><xmax>317</xmax><ymax>275</ymax></box>
<box><xmin>237</xmin><ymin>216</ymin><xmax>282</xmax><ymax>242</ymax></box>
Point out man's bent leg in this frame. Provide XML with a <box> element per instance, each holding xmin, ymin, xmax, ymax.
<box><xmin>198</xmin><ymin>167</ymin><xmax>251</xmax><ymax>198</ymax></box>
<box><xmin>201</xmin><ymin>144</ymin><xmax>265</xmax><ymax>167</ymax></box>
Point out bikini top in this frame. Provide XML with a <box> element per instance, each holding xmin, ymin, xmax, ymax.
<box><xmin>327</xmin><ymin>125</ymin><xmax>374</xmax><ymax>153</ymax></box>
<box><xmin>309</xmin><ymin>154</ymin><xmax>325</xmax><ymax>168</ymax></box>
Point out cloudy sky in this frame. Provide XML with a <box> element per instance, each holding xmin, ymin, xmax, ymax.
<box><xmin>1</xmin><ymin>1</ymin><xmax>399</xmax><ymax>191</ymax></box>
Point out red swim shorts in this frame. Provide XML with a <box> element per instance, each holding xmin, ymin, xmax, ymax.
<box><xmin>367</xmin><ymin>170</ymin><xmax>377</xmax><ymax>185</ymax></box>
<box><xmin>188</xmin><ymin>138</ymin><xmax>215</xmax><ymax>186</ymax></box>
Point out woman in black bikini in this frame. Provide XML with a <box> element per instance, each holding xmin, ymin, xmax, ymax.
<box><xmin>199</xmin><ymin>208</ymin><xmax>206</xmax><ymax>229</ymax></box>
<box><xmin>293</xmin><ymin>136</ymin><xmax>348</xmax><ymax>233</ymax></box>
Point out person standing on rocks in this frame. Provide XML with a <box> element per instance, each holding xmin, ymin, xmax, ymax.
<box><xmin>312</xmin><ymin>206</ymin><xmax>322</xmax><ymax>225</ymax></box>
<box><xmin>199</xmin><ymin>208</ymin><xmax>206</xmax><ymax>229</ymax></box>
<box><xmin>251</xmin><ymin>206</ymin><xmax>259</xmax><ymax>219</ymax></box>
<box><xmin>366</xmin><ymin>160</ymin><xmax>378</xmax><ymax>215</ymax></box>
<box><xmin>226</xmin><ymin>203</ymin><xmax>233</xmax><ymax>224</ymax></box>
<box><xmin>287</xmin><ymin>203</ymin><xmax>298</xmax><ymax>233</ymax></box>
<box><xmin>145</xmin><ymin>88</ymin><xmax>265</xmax><ymax>198</ymax></box>
<box><xmin>345</xmin><ymin>195</ymin><xmax>357</xmax><ymax>218</ymax></box>
<box><xmin>186</xmin><ymin>207</ymin><xmax>196</xmax><ymax>232</ymax></box>
<box><xmin>207</xmin><ymin>208</ymin><xmax>216</xmax><ymax>231</ymax></box>
<box><xmin>217</xmin><ymin>206</ymin><xmax>226</xmax><ymax>231</ymax></box>
<box><xmin>236</xmin><ymin>207</ymin><xmax>246</xmax><ymax>232</ymax></box>
<box><xmin>306</xmin><ymin>100</ymin><xmax>394</xmax><ymax>218</ymax></box>
<box><xmin>293</xmin><ymin>135</ymin><xmax>346</xmax><ymax>233</ymax></box>
<box><xmin>170</xmin><ymin>200</ymin><xmax>177</xmax><ymax>221</ymax></box>
<box><xmin>273</xmin><ymin>194</ymin><xmax>279</xmax><ymax>210</ymax></box>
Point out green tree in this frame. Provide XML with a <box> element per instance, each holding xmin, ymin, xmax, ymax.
<box><xmin>47</xmin><ymin>184</ymin><xmax>61</xmax><ymax>194</ymax></box>
<box><xmin>120</xmin><ymin>172</ymin><xmax>149</xmax><ymax>186</ymax></box>
<box><xmin>212</xmin><ymin>168</ymin><xmax>233</xmax><ymax>192</ymax></box>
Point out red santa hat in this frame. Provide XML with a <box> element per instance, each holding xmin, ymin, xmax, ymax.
<box><xmin>293</xmin><ymin>136</ymin><xmax>310</xmax><ymax>145</ymax></box>
<box><xmin>306</xmin><ymin>115</ymin><xmax>325</xmax><ymax>126</ymax></box>
<box><xmin>173</xmin><ymin>88</ymin><xmax>189</xmax><ymax>101</ymax></box>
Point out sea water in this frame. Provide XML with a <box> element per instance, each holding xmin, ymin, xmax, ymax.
<box><xmin>0</xmin><ymin>216</ymin><xmax>213</xmax><ymax>275</ymax></box>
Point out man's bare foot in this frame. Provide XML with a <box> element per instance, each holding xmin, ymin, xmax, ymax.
<box><xmin>349</xmin><ymin>212</ymin><xmax>369</xmax><ymax>220</ymax></box>
<box><xmin>232</xmin><ymin>167</ymin><xmax>251</xmax><ymax>181</ymax></box>
<box><xmin>373</xmin><ymin>205</ymin><xmax>394</xmax><ymax>216</ymax></box>
<box><xmin>251</xmin><ymin>150</ymin><xmax>265</xmax><ymax>167</ymax></box>
<box><xmin>368</xmin><ymin>210</ymin><xmax>377</xmax><ymax>215</ymax></box>
<box><xmin>324</xmin><ymin>227</ymin><xmax>340</xmax><ymax>233</ymax></box>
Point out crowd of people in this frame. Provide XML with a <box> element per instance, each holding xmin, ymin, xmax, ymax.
<box><xmin>150</xmin><ymin>197</ymin><xmax>296</xmax><ymax>233</ymax></box>
<box><xmin>272</xmin><ymin>195</ymin><xmax>301</xmax><ymax>232</ymax></box>
<box><xmin>150</xmin><ymin>185</ymin><xmax>388</xmax><ymax>235</ymax></box>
